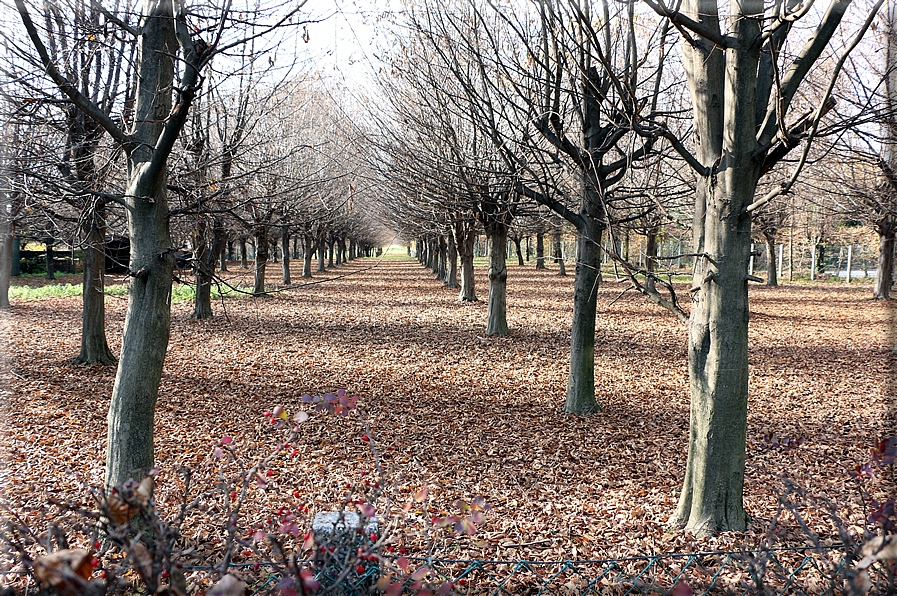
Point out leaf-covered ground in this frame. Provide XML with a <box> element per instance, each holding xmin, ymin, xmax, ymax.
<box><xmin>2</xmin><ymin>256</ymin><xmax>895</xmax><ymax>570</ymax></box>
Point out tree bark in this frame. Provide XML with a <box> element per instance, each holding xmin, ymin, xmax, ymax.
<box><xmin>553</xmin><ymin>231</ymin><xmax>566</xmax><ymax>276</ymax></box>
<box><xmin>45</xmin><ymin>240</ymin><xmax>55</xmax><ymax>280</ymax></box>
<box><xmin>75</xmin><ymin>205</ymin><xmax>117</xmax><ymax>363</ymax></box>
<box><xmin>281</xmin><ymin>228</ymin><xmax>291</xmax><ymax>285</ymax></box>
<box><xmin>512</xmin><ymin>236</ymin><xmax>524</xmax><ymax>266</ymax></box>
<box><xmin>239</xmin><ymin>236</ymin><xmax>248</xmax><ymax>269</ymax></box>
<box><xmin>317</xmin><ymin>235</ymin><xmax>326</xmax><ymax>273</ymax></box>
<box><xmin>253</xmin><ymin>227</ymin><xmax>268</xmax><ymax>295</ymax></box>
<box><xmin>192</xmin><ymin>218</ymin><xmax>214</xmax><ymax>319</ymax></box>
<box><xmin>565</xmin><ymin>211</ymin><xmax>602</xmax><ymax>414</ymax></box>
<box><xmin>485</xmin><ymin>221</ymin><xmax>509</xmax><ymax>336</ymax></box>
<box><xmin>874</xmin><ymin>229</ymin><xmax>895</xmax><ymax>299</ymax></box>
<box><xmin>764</xmin><ymin>233</ymin><xmax>778</xmax><ymax>286</ymax></box>
<box><xmin>454</xmin><ymin>225</ymin><xmax>477</xmax><ymax>302</ymax></box>
<box><xmin>436</xmin><ymin>235</ymin><xmax>447</xmax><ymax>281</ymax></box>
<box><xmin>645</xmin><ymin>228</ymin><xmax>658</xmax><ymax>294</ymax></box>
<box><xmin>535</xmin><ymin>232</ymin><xmax>546</xmax><ymax>269</ymax></box>
<box><xmin>0</xmin><ymin>221</ymin><xmax>12</xmax><ymax>309</ymax></box>
<box><xmin>103</xmin><ymin>0</ymin><xmax>198</xmax><ymax>489</ymax></box>
<box><xmin>302</xmin><ymin>234</ymin><xmax>314</xmax><ymax>278</ymax></box>
<box><xmin>445</xmin><ymin>231</ymin><xmax>459</xmax><ymax>288</ymax></box>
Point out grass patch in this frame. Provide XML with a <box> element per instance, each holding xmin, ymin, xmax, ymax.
<box><xmin>9</xmin><ymin>282</ymin><xmax>249</xmax><ymax>303</ymax></box>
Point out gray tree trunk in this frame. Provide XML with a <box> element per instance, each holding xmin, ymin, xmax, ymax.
<box><xmin>553</xmin><ymin>232</ymin><xmax>566</xmax><ymax>276</ymax></box>
<box><xmin>765</xmin><ymin>234</ymin><xmax>778</xmax><ymax>286</ymax></box>
<box><xmin>455</xmin><ymin>226</ymin><xmax>477</xmax><ymax>302</ymax></box>
<box><xmin>302</xmin><ymin>234</ymin><xmax>314</xmax><ymax>278</ymax></box>
<box><xmin>565</xmin><ymin>210</ymin><xmax>602</xmax><ymax>414</ymax></box>
<box><xmin>0</xmin><ymin>221</ymin><xmax>12</xmax><ymax>309</ymax></box>
<box><xmin>75</xmin><ymin>206</ymin><xmax>117</xmax><ymax>362</ymax></box>
<box><xmin>192</xmin><ymin>218</ymin><xmax>214</xmax><ymax>319</ymax></box>
<box><xmin>535</xmin><ymin>232</ymin><xmax>545</xmax><ymax>269</ymax></box>
<box><xmin>645</xmin><ymin>229</ymin><xmax>658</xmax><ymax>295</ymax></box>
<box><xmin>253</xmin><ymin>228</ymin><xmax>268</xmax><ymax>295</ymax></box>
<box><xmin>281</xmin><ymin>228</ymin><xmax>291</xmax><ymax>285</ymax></box>
<box><xmin>512</xmin><ymin>236</ymin><xmax>524</xmax><ymax>266</ymax></box>
<box><xmin>436</xmin><ymin>235</ymin><xmax>447</xmax><ymax>281</ymax></box>
<box><xmin>874</xmin><ymin>230</ymin><xmax>895</xmax><ymax>299</ymax></box>
<box><xmin>103</xmin><ymin>0</ymin><xmax>205</xmax><ymax>489</ymax></box>
<box><xmin>239</xmin><ymin>237</ymin><xmax>248</xmax><ymax>269</ymax></box>
<box><xmin>485</xmin><ymin>222</ymin><xmax>509</xmax><ymax>336</ymax></box>
<box><xmin>317</xmin><ymin>236</ymin><xmax>326</xmax><ymax>273</ymax></box>
<box><xmin>45</xmin><ymin>240</ymin><xmax>55</xmax><ymax>280</ymax></box>
<box><xmin>445</xmin><ymin>231</ymin><xmax>459</xmax><ymax>288</ymax></box>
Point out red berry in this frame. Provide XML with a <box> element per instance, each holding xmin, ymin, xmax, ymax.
<box><xmin>290</xmin><ymin>449</ymin><xmax>298</xmax><ymax>456</ymax></box>
<box><xmin>399</xmin><ymin>547</ymin><xmax>407</xmax><ymax>554</ymax></box>
<box><xmin>293</xmin><ymin>490</ymin><xmax>301</xmax><ymax>498</ymax></box>
<box><xmin>269</xmin><ymin>418</ymin><xmax>276</xmax><ymax>424</ymax></box>
<box><xmin>90</xmin><ymin>558</ymin><xmax>99</xmax><ymax>568</ymax></box>
<box><xmin>161</xmin><ymin>570</ymin><xmax>169</xmax><ymax>579</ymax></box>
<box><xmin>263</xmin><ymin>411</ymin><xmax>272</xmax><ymax>417</ymax></box>
<box><xmin>362</xmin><ymin>435</ymin><xmax>369</xmax><ymax>442</ymax></box>
<box><xmin>370</xmin><ymin>533</ymin><xmax>377</xmax><ymax>541</ymax></box>
<box><xmin>356</xmin><ymin>565</ymin><xmax>365</xmax><ymax>573</ymax></box>
<box><xmin>92</xmin><ymin>540</ymin><xmax>101</xmax><ymax>550</ymax></box>
<box><xmin>230</xmin><ymin>491</ymin><xmax>237</xmax><ymax>500</ymax></box>
<box><xmin>100</xmin><ymin>571</ymin><xmax>108</xmax><ymax>579</ymax></box>
<box><xmin>266</xmin><ymin>470</ymin><xmax>274</xmax><ymax>477</ymax></box>
<box><xmin>243</xmin><ymin>550</ymin><xmax>252</xmax><ymax>556</ymax></box>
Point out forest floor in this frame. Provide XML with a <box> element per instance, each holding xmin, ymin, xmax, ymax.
<box><xmin>1</xmin><ymin>254</ymin><xmax>895</xmax><ymax>589</ymax></box>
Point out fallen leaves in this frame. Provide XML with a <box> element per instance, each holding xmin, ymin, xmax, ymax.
<box><xmin>1</xmin><ymin>258</ymin><xmax>893</xmax><ymax>573</ymax></box>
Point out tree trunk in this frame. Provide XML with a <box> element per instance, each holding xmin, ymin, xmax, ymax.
<box><xmin>874</xmin><ymin>229</ymin><xmax>895</xmax><ymax>299</ymax></box>
<box><xmin>192</xmin><ymin>218</ymin><xmax>214</xmax><ymax>319</ymax></box>
<box><xmin>219</xmin><ymin>246</ymin><xmax>228</xmax><ymax>271</ymax></box>
<box><xmin>303</xmin><ymin>235</ymin><xmax>314</xmax><ymax>278</ymax></box>
<box><xmin>75</xmin><ymin>206</ymin><xmax>117</xmax><ymax>363</ymax></box>
<box><xmin>45</xmin><ymin>240</ymin><xmax>55</xmax><ymax>280</ymax></box>
<box><xmin>554</xmin><ymin>232</ymin><xmax>566</xmax><ymax>276</ymax></box>
<box><xmin>512</xmin><ymin>236</ymin><xmax>524</xmax><ymax>266</ymax></box>
<box><xmin>765</xmin><ymin>234</ymin><xmax>778</xmax><ymax>286</ymax></box>
<box><xmin>455</xmin><ymin>226</ymin><xmax>477</xmax><ymax>302</ymax></box>
<box><xmin>239</xmin><ymin>237</ymin><xmax>248</xmax><ymax>269</ymax></box>
<box><xmin>281</xmin><ymin>228</ymin><xmax>291</xmax><ymax>285</ymax></box>
<box><xmin>327</xmin><ymin>238</ymin><xmax>335</xmax><ymax>268</ymax></box>
<box><xmin>645</xmin><ymin>229</ymin><xmax>658</xmax><ymax>294</ymax></box>
<box><xmin>535</xmin><ymin>232</ymin><xmax>546</xmax><ymax>269</ymax></box>
<box><xmin>253</xmin><ymin>228</ymin><xmax>268</xmax><ymax>295</ymax></box>
<box><xmin>485</xmin><ymin>222</ymin><xmax>509</xmax><ymax>336</ymax></box>
<box><xmin>103</xmin><ymin>0</ymin><xmax>189</xmax><ymax>489</ymax></box>
<box><xmin>445</xmin><ymin>231</ymin><xmax>459</xmax><ymax>288</ymax></box>
<box><xmin>565</xmin><ymin>215</ymin><xmax>602</xmax><ymax>414</ymax></box>
<box><xmin>317</xmin><ymin>236</ymin><xmax>326</xmax><ymax>273</ymax></box>
<box><xmin>671</xmin><ymin>0</ymin><xmax>771</xmax><ymax>531</ymax></box>
<box><xmin>436</xmin><ymin>235</ymin><xmax>447</xmax><ymax>281</ymax></box>
<box><xmin>0</xmin><ymin>221</ymin><xmax>12</xmax><ymax>309</ymax></box>
<box><xmin>430</xmin><ymin>237</ymin><xmax>439</xmax><ymax>275</ymax></box>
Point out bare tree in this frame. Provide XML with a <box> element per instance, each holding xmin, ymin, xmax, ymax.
<box><xmin>640</xmin><ymin>0</ymin><xmax>882</xmax><ymax>532</ymax></box>
<box><xmin>14</xmin><ymin>0</ymin><xmax>310</xmax><ymax>488</ymax></box>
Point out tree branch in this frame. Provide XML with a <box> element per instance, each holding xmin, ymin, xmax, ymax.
<box><xmin>15</xmin><ymin>0</ymin><xmax>130</xmax><ymax>148</ymax></box>
<box><xmin>640</xmin><ymin>0</ymin><xmax>729</xmax><ymax>49</ymax></box>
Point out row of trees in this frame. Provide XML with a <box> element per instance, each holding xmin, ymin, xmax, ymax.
<box><xmin>361</xmin><ymin>0</ymin><xmax>889</xmax><ymax>534</ymax></box>
<box><xmin>2</xmin><ymin>0</ymin><xmax>893</xmax><ymax>538</ymax></box>
<box><xmin>2</xmin><ymin>0</ymin><xmax>388</xmax><ymax>489</ymax></box>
